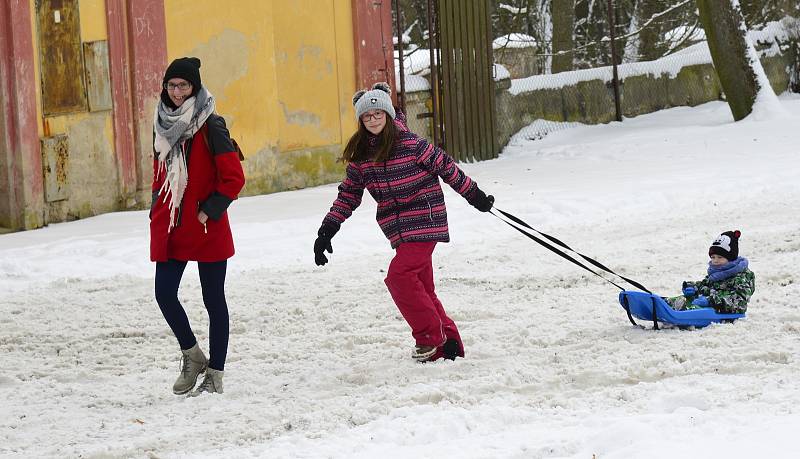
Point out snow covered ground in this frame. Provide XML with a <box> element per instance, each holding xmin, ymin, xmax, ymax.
<box><xmin>2</xmin><ymin>95</ymin><xmax>799</xmax><ymax>458</ymax></box>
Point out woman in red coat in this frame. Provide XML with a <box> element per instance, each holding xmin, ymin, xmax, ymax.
<box><xmin>150</xmin><ymin>57</ymin><xmax>245</xmax><ymax>396</ymax></box>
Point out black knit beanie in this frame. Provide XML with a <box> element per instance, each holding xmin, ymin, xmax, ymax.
<box><xmin>160</xmin><ymin>57</ymin><xmax>202</xmax><ymax>107</ymax></box>
<box><xmin>709</xmin><ymin>230</ymin><xmax>741</xmax><ymax>261</ymax></box>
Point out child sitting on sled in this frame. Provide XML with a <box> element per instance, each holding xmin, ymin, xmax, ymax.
<box><xmin>666</xmin><ymin>230</ymin><xmax>755</xmax><ymax>314</ymax></box>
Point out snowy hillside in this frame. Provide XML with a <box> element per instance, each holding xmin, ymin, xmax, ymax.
<box><xmin>1</xmin><ymin>95</ymin><xmax>799</xmax><ymax>458</ymax></box>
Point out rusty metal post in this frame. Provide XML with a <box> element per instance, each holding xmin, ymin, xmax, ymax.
<box><xmin>427</xmin><ymin>0</ymin><xmax>440</xmax><ymax>148</ymax></box>
<box><xmin>606</xmin><ymin>0</ymin><xmax>622</xmax><ymax>122</ymax></box>
<box><xmin>394</xmin><ymin>0</ymin><xmax>406</xmax><ymax>111</ymax></box>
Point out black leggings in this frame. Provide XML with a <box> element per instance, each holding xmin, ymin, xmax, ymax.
<box><xmin>155</xmin><ymin>259</ymin><xmax>229</xmax><ymax>371</ymax></box>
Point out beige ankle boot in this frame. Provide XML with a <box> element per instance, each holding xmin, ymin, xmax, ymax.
<box><xmin>190</xmin><ymin>368</ymin><xmax>224</xmax><ymax>396</ymax></box>
<box><xmin>172</xmin><ymin>343</ymin><xmax>208</xmax><ymax>395</ymax></box>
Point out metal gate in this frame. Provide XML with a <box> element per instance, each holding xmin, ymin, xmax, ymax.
<box><xmin>394</xmin><ymin>0</ymin><xmax>497</xmax><ymax>162</ymax></box>
<box><xmin>436</xmin><ymin>0</ymin><xmax>497</xmax><ymax>162</ymax></box>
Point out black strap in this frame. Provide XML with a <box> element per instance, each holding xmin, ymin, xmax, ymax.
<box><xmin>622</xmin><ymin>294</ymin><xmax>639</xmax><ymax>327</ymax></box>
<box><xmin>650</xmin><ymin>295</ymin><xmax>660</xmax><ymax>330</ymax></box>
<box><xmin>491</xmin><ymin>207</ymin><xmax>652</xmax><ymax>294</ymax></box>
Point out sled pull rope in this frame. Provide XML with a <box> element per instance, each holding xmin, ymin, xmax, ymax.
<box><xmin>490</xmin><ymin>207</ymin><xmax>652</xmax><ymax>294</ymax></box>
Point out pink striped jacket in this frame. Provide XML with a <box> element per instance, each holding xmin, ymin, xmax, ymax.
<box><xmin>321</xmin><ymin>110</ymin><xmax>478</xmax><ymax>248</ymax></box>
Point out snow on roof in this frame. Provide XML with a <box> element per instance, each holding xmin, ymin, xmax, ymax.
<box><xmin>394</xmin><ymin>47</ymin><xmax>431</xmax><ymax>77</ymax></box>
<box><xmin>394</xmin><ymin>73</ymin><xmax>430</xmax><ymax>92</ymax></box>
<box><xmin>493</xmin><ymin>33</ymin><xmax>537</xmax><ymax>49</ymax></box>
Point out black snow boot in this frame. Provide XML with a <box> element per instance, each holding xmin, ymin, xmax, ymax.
<box><xmin>442</xmin><ymin>338</ymin><xmax>461</xmax><ymax>361</ymax></box>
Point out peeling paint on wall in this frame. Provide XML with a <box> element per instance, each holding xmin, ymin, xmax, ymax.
<box><xmin>279</xmin><ymin>102</ymin><xmax>322</xmax><ymax>126</ymax></box>
<box><xmin>240</xmin><ymin>144</ymin><xmax>344</xmax><ymax>197</ymax></box>
<box><xmin>185</xmin><ymin>28</ymin><xmax>250</xmax><ymax>100</ymax></box>
<box><xmin>41</xmin><ymin>134</ymin><xmax>69</xmax><ymax>202</ymax></box>
<box><xmin>83</xmin><ymin>40</ymin><xmax>113</xmax><ymax>111</ymax></box>
<box><xmin>297</xmin><ymin>45</ymin><xmax>322</xmax><ymax>62</ymax></box>
<box><xmin>44</xmin><ymin>113</ymin><xmax>118</xmax><ymax>221</ymax></box>
<box><xmin>161</xmin><ymin>1</ymin><xmax>356</xmax><ymax>201</ymax></box>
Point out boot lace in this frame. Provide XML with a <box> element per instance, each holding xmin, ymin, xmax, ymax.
<box><xmin>196</xmin><ymin>373</ymin><xmax>216</xmax><ymax>393</ymax></box>
<box><xmin>179</xmin><ymin>354</ymin><xmax>191</xmax><ymax>376</ymax></box>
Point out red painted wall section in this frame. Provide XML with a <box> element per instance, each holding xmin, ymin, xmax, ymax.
<box><xmin>126</xmin><ymin>0</ymin><xmax>167</xmax><ymax>196</ymax></box>
<box><xmin>0</xmin><ymin>0</ymin><xmax>44</xmax><ymax>229</ymax></box>
<box><xmin>351</xmin><ymin>0</ymin><xmax>396</xmax><ymax>101</ymax></box>
<box><xmin>105</xmin><ymin>0</ymin><xmax>137</xmax><ymax>198</ymax></box>
<box><xmin>127</xmin><ymin>1</ymin><xmax>167</xmax><ymax>120</ymax></box>
<box><xmin>106</xmin><ymin>0</ymin><xmax>166</xmax><ymax>203</ymax></box>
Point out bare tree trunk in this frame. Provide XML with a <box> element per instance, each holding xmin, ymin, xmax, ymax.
<box><xmin>551</xmin><ymin>0</ymin><xmax>575</xmax><ymax>73</ymax></box>
<box><xmin>537</xmin><ymin>0</ymin><xmax>553</xmax><ymax>73</ymax></box>
<box><xmin>696</xmin><ymin>0</ymin><xmax>760</xmax><ymax>120</ymax></box>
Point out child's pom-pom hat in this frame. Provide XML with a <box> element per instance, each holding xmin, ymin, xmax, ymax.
<box><xmin>353</xmin><ymin>82</ymin><xmax>396</xmax><ymax>121</ymax></box>
<box><xmin>709</xmin><ymin>230</ymin><xmax>741</xmax><ymax>261</ymax></box>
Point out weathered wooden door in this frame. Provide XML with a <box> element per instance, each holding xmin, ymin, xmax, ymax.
<box><xmin>436</xmin><ymin>0</ymin><xmax>497</xmax><ymax>162</ymax></box>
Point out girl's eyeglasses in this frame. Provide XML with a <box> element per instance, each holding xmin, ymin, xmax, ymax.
<box><xmin>360</xmin><ymin>111</ymin><xmax>385</xmax><ymax>122</ymax></box>
<box><xmin>164</xmin><ymin>82</ymin><xmax>192</xmax><ymax>91</ymax></box>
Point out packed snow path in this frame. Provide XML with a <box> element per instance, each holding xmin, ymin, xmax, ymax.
<box><xmin>2</xmin><ymin>97</ymin><xmax>799</xmax><ymax>458</ymax></box>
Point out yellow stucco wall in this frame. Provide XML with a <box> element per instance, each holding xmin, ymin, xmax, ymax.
<box><xmin>78</xmin><ymin>0</ymin><xmax>108</xmax><ymax>42</ymax></box>
<box><xmin>19</xmin><ymin>0</ymin><xmax>359</xmax><ymax>228</ymax></box>
<box><xmin>164</xmin><ymin>0</ymin><xmax>357</xmax><ymax>193</ymax></box>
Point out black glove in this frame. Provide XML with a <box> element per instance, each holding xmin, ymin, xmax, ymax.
<box><xmin>314</xmin><ymin>226</ymin><xmax>337</xmax><ymax>266</ymax></box>
<box><xmin>468</xmin><ymin>187</ymin><xmax>494</xmax><ymax>212</ymax></box>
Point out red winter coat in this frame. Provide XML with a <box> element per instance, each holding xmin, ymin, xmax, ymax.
<box><xmin>150</xmin><ymin>114</ymin><xmax>245</xmax><ymax>262</ymax></box>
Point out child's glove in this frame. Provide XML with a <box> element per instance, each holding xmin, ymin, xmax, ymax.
<box><xmin>691</xmin><ymin>295</ymin><xmax>710</xmax><ymax>308</ymax></box>
<box><xmin>682</xmin><ymin>285</ymin><xmax>697</xmax><ymax>297</ymax></box>
<box><xmin>314</xmin><ymin>225</ymin><xmax>337</xmax><ymax>266</ymax></box>
<box><xmin>468</xmin><ymin>187</ymin><xmax>494</xmax><ymax>212</ymax></box>
<box><xmin>314</xmin><ymin>236</ymin><xmax>332</xmax><ymax>266</ymax></box>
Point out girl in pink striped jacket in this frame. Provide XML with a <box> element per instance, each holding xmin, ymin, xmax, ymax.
<box><xmin>314</xmin><ymin>82</ymin><xmax>494</xmax><ymax>362</ymax></box>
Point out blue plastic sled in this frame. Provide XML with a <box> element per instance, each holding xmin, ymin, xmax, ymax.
<box><xmin>618</xmin><ymin>290</ymin><xmax>745</xmax><ymax>329</ymax></box>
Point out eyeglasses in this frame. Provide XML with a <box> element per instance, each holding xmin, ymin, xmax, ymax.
<box><xmin>360</xmin><ymin>111</ymin><xmax>385</xmax><ymax>122</ymax></box>
<box><xmin>164</xmin><ymin>82</ymin><xmax>192</xmax><ymax>92</ymax></box>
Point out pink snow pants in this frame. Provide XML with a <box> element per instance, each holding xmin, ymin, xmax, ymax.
<box><xmin>384</xmin><ymin>242</ymin><xmax>464</xmax><ymax>357</ymax></box>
